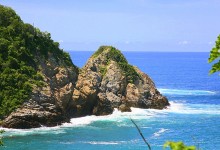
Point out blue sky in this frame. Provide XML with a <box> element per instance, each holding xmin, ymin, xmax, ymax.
<box><xmin>1</xmin><ymin>0</ymin><xmax>220</xmax><ymax>51</ymax></box>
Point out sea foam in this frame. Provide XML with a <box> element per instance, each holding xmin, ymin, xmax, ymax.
<box><xmin>1</xmin><ymin>100</ymin><xmax>219</xmax><ymax>137</ymax></box>
<box><xmin>85</xmin><ymin>141</ymin><xmax>120</xmax><ymax>145</ymax></box>
<box><xmin>158</xmin><ymin>88</ymin><xmax>216</xmax><ymax>96</ymax></box>
<box><xmin>162</xmin><ymin>101</ymin><xmax>220</xmax><ymax>115</ymax></box>
<box><xmin>153</xmin><ymin>128</ymin><xmax>169</xmax><ymax>137</ymax></box>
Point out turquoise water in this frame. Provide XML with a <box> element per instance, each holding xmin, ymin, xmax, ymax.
<box><xmin>1</xmin><ymin>52</ymin><xmax>220</xmax><ymax>150</ymax></box>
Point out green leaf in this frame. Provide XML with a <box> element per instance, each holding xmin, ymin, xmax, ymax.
<box><xmin>209</xmin><ymin>35</ymin><xmax>220</xmax><ymax>74</ymax></box>
<box><xmin>209</xmin><ymin>60</ymin><xmax>220</xmax><ymax>74</ymax></box>
<box><xmin>163</xmin><ymin>141</ymin><xmax>196</xmax><ymax>150</ymax></box>
<box><xmin>0</xmin><ymin>130</ymin><xmax>4</xmax><ymax>146</ymax></box>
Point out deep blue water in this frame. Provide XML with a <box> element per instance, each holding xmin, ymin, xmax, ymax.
<box><xmin>1</xmin><ymin>52</ymin><xmax>220</xmax><ymax>150</ymax></box>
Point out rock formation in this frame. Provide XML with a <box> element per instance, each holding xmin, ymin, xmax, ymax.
<box><xmin>2</xmin><ymin>46</ymin><xmax>169</xmax><ymax>129</ymax></box>
<box><xmin>2</xmin><ymin>53</ymin><xmax>78</xmax><ymax>128</ymax></box>
<box><xmin>72</xmin><ymin>46</ymin><xmax>169</xmax><ymax>116</ymax></box>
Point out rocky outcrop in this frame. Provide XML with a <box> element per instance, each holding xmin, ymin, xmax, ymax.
<box><xmin>72</xmin><ymin>46</ymin><xmax>169</xmax><ymax>116</ymax></box>
<box><xmin>2</xmin><ymin>53</ymin><xmax>78</xmax><ymax>128</ymax></box>
<box><xmin>2</xmin><ymin>46</ymin><xmax>169</xmax><ymax>129</ymax></box>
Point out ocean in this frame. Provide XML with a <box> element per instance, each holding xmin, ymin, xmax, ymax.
<box><xmin>1</xmin><ymin>52</ymin><xmax>220</xmax><ymax>150</ymax></box>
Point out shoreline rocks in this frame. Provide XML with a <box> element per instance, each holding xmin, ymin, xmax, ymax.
<box><xmin>2</xmin><ymin>46</ymin><xmax>169</xmax><ymax>129</ymax></box>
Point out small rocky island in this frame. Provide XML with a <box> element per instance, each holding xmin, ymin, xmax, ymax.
<box><xmin>72</xmin><ymin>46</ymin><xmax>169</xmax><ymax>116</ymax></box>
<box><xmin>0</xmin><ymin>5</ymin><xmax>169</xmax><ymax>129</ymax></box>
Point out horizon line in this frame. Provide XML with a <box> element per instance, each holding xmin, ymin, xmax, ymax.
<box><xmin>65</xmin><ymin>50</ymin><xmax>210</xmax><ymax>53</ymax></box>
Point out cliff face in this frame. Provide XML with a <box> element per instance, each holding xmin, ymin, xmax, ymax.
<box><xmin>72</xmin><ymin>46</ymin><xmax>169</xmax><ymax>116</ymax></box>
<box><xmin>0</xmin><ymin>5</ymin><xmax>78</xmax><ymax>128</ymax></box>
<box><xmin>3</xmin><ymin>53</ymin><xmax>78</xmax><ymax>129</ymax></box>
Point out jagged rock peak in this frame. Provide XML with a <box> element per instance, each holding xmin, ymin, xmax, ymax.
<box><xmin>85</xmin><ymin>46</ymin><xmax>141</xmax><ymax>83</ymax></box>
<box><xmin>72</xmin><ymin>46</ymin><xmax>169</xmax><ymax>116</ymax></box>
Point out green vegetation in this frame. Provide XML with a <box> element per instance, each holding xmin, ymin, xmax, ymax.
<box><xmin>0</xmin><ymin>5</ymin><xmax>74</xmax><ymax>118</ymax></box>
<box><xmin>208</xmin><ymin>35</ymin><xmax>220</xmax><ymax>74</ymax></box>
<box><xmin>0</xmin><ymin>130</ymin><xmax>5</xmax><ymax>146</ymax></box>
<box><xmin>94</xmin><ymin>46</ymin><xmax>140</xmax><ymax>83</ymax></box>
<box><xmin>92</xmin><ymin>46</ymin><xmax>107</xmax><ymax>58</ymax></box>
<box><xmin>106</xmin><ymin>46</ymin><xmax>141</xmax><ymax>83</ymax></box>
<box><xmin>164</xmin><ymin>141</ymin><xmax>196</xmax><ymax>150</ymax></box>
<box><xmin>99</xmin><ymin>66</ymin><xmax>107</xmax><ymax>76</ymax></box>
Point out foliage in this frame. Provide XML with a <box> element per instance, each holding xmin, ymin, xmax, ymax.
<box><xmin>107</xmin><ymin>46</ymin><xmax>141</xmax><ymax>83</ymax></box>
<box><xmin>208</xmin><ymin>35</ymin><xmax>220</xmax><ymax>74</ymax></box>
<box><xmin>0</xmin><ymin>5</ymin><xmax>74</xmax><ymax>118</ymax></box>
<box><xmin>0</xmin><ymin>130</ymin><xmax>5</xmax><ymax>146</ymax></box>
<box><xmin>94</xmin><ymin>46</ymin><xmax>140</xmax><ymax>83</ymax></box>
<box><xmin>164</xmin><ymin>141</ymin><xmax>196</xmax><ymax>150</ymax></box>
<box><xmin>99</xmin><ymin>66</ymin><xmax>107</xmax><ymax>76</ymax></box>
<box><xmin>92</xmin><ymin>46</ymin><xmax>106</xmax><ymax>58</ymax></box>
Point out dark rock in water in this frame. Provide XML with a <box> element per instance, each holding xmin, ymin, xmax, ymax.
<box><xmin>72</xmin><ymin>46</ymin><xmax>169</xmax><ymax>116</ymax></box>
<box><xmin>118</xmin><ymin>104</ymin><xmax>131</xmax><ymax>112</ymax></box>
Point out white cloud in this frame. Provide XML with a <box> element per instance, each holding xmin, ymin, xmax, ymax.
<box><xmin>178</xmin><ymin>40</ymin><xmax>190</xmax><ymax>45</ymax></box>
<box><xmin>125</xmin><ymin>41</ymin><xmax>130</xmax><ymax>44</ymax></box>
<box><xmin>59</xmin><ymin>40</ymin><xmax>64</xmax><ymax>43</ymax></box>
<box><xmin>208</xmin><ymin>41</ymin><xmax>214</xmax><ymax>45</ymax></box>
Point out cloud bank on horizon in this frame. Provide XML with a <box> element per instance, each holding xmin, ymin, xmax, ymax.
<box><xmin>1</xmin><ymin>0</ymin><xmax>220</xmax><ymax>52</ymax></box>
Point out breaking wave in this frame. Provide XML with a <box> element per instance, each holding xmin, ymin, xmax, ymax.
<box><xmin>84</xmin><ymin>141</ymin><xmax>120</xmax><ymax>145</ymax></box>
<box><xmin>158</xmin><ymin>88</ymin><xmax>216</xmax><ymax>96</ymax></box>
<box><xmin>1</xmin><ymin>100</ymin><xmax>219</xmax><ymax>138</ymax></box>
<box><xmin>153</xmin><ymin>128</ymin><xmax>169</xmax><ymax>137</ymax></box>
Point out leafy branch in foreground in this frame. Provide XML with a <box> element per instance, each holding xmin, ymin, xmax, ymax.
<box><xmin>163</xmin><ymin>141</ymin><xmax>196</xmax><ymax>150</ymax></box>
<box><xmin>130</xmin><ymin>118</ymin><xmax>151</xmax><ymax>150</ymax></box>
<box><xmin>0</xmin><ymin>130</ymin><xmax>5</xmax><ymax>146</ymax></box>
<box><xmin>208</xmin><ymin>34</ymin><xmax>220</xmax><ymax>74</ymax></box>
<box><xmin>130</xmin><ymin>119</ymin><xmax>198</xmax><ymax>150</ymax></box>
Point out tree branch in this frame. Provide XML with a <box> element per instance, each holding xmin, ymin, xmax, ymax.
<box><xmin>130</xmin><ymin>118</ymin><xmax>151</xmax><ymax>150</ymax></box>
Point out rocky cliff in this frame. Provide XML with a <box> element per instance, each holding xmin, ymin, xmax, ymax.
<box><xmin>2</xmin><ymin>53</ymin><xmax>79</xmax><ymax>129</ymax></box>
<box><xmin>0</xmin><ymin>5</ymin><xmax>78</xmax><ymax>128</ymax></box>
<box><xmin>72</xmin><ymin>46</ymin><xmax>169</xmax><ymax>116</ymax></box>
<box><xmin>2</xmin><ymin>46</ymin><xmax>169</xmax><ymax>129</ymax></box>
<box><xmin>1</xmin><ymin>5</ymin><xmax>169</xmax><ymax>129</ymax></box>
